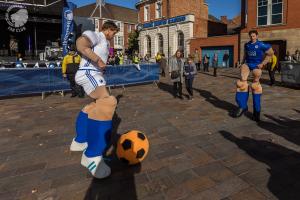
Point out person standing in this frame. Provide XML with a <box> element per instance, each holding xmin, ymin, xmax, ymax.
<box><xmin>62</xmin><ymin>44</ymin><xmax>84</xmax><ymax>98</ymax></box>
<box><xmin>292</xmin><ymin>49</ymin><xmax>300</xmax><ymax>63</ymax></box>
<box><xmin>212</xmin><ymin>53</ymin><xmax>218</xmax><ymax>77</ymax></box>
<box><xmin>160</xmin><ymin>53</ymin><xmax>167</xmax><ymax>77</ymax></box>
<box><xmin>267</xmin><ymin>51</ymin><xmax>278</xmax><ymax>86</ymax></box>
<box><xmin>193</xmin><ymin>48</ymin><xmax>201</xmax><ymax>71</ymax></box>
<box><xmin>119</xmin><ymin>52</ymin><xmax>124</xmax><ymax>65</ymax></box>
<box><xmin>169</xmin><ymin>50</ymin><xmax>184</xmax><ymax>99</ymax></box>
<box><xmin>203</xmin><ymin>54</ymin><xmax>210</xmax><ymax>72</ymax></box>
<box><xmin>132</xmin><ymin>51</ymin><xmax>140</xmax><ymax>64</ymax></box>
<box><xmin>184</xmin><ymin>56</ymin><xmax>197</xmax><ymax>100</ymax></box>
<box><xmin>223</xmin><ymin>51</ymin><xmax>229</xmax><ymax>67</ymax></box>
<box><xmin>285</xmin><ymin>51</ymin><xmax>292</xmax><ymax>62</ymax></box>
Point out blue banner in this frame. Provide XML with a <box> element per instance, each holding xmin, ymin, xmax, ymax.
<box><xmin>61</xmin><ymin>1</ymin><xmax>77</xmax><ymax>56</ymax></box>
<box><xmin>0</xmin><ymin>64</ymin><xmax>159</xmax><ymax>97</ymax></box>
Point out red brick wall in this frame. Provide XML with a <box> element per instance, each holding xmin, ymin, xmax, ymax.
<box><xmin>190</xmin><ymin>35</ymin><xmax>239</xmax><ymax>65</ymax></box>
<box><xmin>137</xmin><ymin>0</ymin><xmax>208</xmax><ymax>37</ymax></box>
<box><xmin>242</xmin><ymin>0</ymin><xmax>300</xmax><ymax>33</ymax></box>
<box><xmin>208</xmin><ymin>21</ymin><xmax>227</xmax><ymax>36</ymax></box>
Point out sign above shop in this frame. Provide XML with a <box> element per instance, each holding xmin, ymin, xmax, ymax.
<box><xmin>142</xmin><ymin>15</ymin><xmax>187</xmax><ymax>29</ymax></box>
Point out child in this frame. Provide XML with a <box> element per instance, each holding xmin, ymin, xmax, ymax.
<box><xmin>184</xmin><ymin>56</ymin><xmax>197</xmax><ymax>100</ymax></box>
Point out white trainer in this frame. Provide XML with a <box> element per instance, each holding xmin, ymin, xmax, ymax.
<box><xmin>70</xmin><ymin>138</ymin><xmax>88</xmax><ymax>152</ymax></box>
<box><xmin>81</xmin><ymin>153</ymin><xmax>111</xmax><ymax>179</ymax></box>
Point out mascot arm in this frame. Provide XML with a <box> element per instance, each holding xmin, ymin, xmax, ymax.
<box><xmin>261</xmin><ymin>48</ymin><xmax>274</xmax><ymax>66</ymax></box>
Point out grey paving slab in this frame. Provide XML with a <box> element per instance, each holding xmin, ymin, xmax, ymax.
<box><xmin>0</xmin><ymin>68</ymin><xmax>299</xmax><ymax>199</ymax></box>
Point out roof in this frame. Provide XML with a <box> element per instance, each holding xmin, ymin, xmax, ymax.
<box><xmin>73</xmin><ymin>3</ymin><xmax>138</xmax><ymax>24</ymax></box>
<box><xmin>208</xmin><ymin>14</ymin><xmax>224</xmax><ymax>23</ymax></box>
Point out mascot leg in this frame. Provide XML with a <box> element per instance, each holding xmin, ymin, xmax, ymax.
<box><xmin>252</xmin><ymin>69</ymin><xmax>263</xmax><ymax>122</ymax></box>
<box><xmin>81</xmin><ymin>93</ymin><xmax>117</xmax><ymax>179</ymax></box>
<box><xmin>70</xmin><ymin>102</ymin><xmax>95</xmax><ymax>151</ymax></box>
<box><xmin>234</xmin><ymin>64</ymin><xmax>250</xmax><ymax>117</ymax></box>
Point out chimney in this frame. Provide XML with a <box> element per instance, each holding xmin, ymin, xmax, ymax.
<box><xmin>221</xmin><ymin>16</ymin><xmax>228</xmax><ymax>24</ymax></box>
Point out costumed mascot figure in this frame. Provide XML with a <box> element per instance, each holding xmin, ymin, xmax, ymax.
<box><xmin>70</xmin><ymin>21</ymin><xmax>119</xmax><ymax>179</ymax></box>
<box><xmin>233</xmin><ymin>30</ymin><xmax>274</xmax><ymax>122</ymax></box>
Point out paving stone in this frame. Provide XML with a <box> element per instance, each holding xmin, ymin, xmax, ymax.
<box><xmin>0</xmin><ymin>69</ymin><xmax>299</xmax><ymax>199</ymax></box>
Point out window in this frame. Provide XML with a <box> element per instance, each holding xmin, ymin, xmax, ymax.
<box><xmin>257</xmin><ymin>0</ymin><xmax>283</xmax><ymax>26</ymax></box>
<box><xmin>177</xmin><ymin>32</ymin><xmax>184</xmax><ymax>52</ymax></box>
<box><xmin>156</xmin><ymin>1</ymin><xmax>162</xmax><ymax>19</ymax></box>
<box><xmin>144</xmin><ymin>5</ymin><xmax>150</xmax><ymax>21</ymax></box>
<box><xmin>146</xmin><ymin>36</ymin><xmax>151</xmax><ymax>57</ymax></box>
<box><xmin>114</xmin><ymin>36</ymin><xmax>123</xmax><ymax>46</ymax></box>
<box><xmin>157</xmin><ymin>34</ymin><xmax>163</xmax><ymax>54</ymax></box>
<box><xmin>128</xmin><ymin>24</ymin><xmax>132</xmax><ymax>32</ymax></box>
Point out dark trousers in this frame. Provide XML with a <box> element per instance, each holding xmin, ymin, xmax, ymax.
<box><xmin>204</xmin><ymin>63</ymin><xmax>209</xmax><ymax>72</ymax></box>
<box><xmin>268</xmin><ymin>69</ymin><xmax>276</xmax><ymax>85</ymax></box>
<box><xmin>185</xmin><ymin>78</ymin><xmax>194</xmax><ymax>97</ymax></box>
<box><xmin>67</xmin><ymin>74</ymin><xmax>84</xmax><ymax>97</ymax></box>
<box><xmin>213</xmin><ymin>67</ymin><xmax>217</xmax><ymax>77</ymax></box>
<box><xmin>173</xmin><ymin>82</ymin><xmax>182</xmax><ymax>97</ymax></box>
<box><xmin>196</xmin><ymin>63</ymin><xmax>201</xmax><ymax>71</ymax></box>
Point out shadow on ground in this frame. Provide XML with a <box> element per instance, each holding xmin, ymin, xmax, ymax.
<box><xmin>220</xmin><ymin>130</ymin><xmax>300</xmax><ymax>200</ymax></box>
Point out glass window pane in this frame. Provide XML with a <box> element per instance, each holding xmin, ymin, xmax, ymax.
<box><xmin>258</xmin><ymin>6</ymin><xmax>268</xmax><ymax>16</ymax></box>
<box><xmin>258</xmin><ymin>16</ymin><xmax>267</xmax><ymax>25</ymax></box>
<box><xmin>272</xmin><ymin>14</ymin><xmax>282</xmax><ymax>24</ymax></box>
<box><xmin>272</xmin><ymin>3</ymin><xmax>282</xmax><ymax>14</ymax></box>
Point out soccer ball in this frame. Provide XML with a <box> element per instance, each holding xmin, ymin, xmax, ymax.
<box><xmin>116</xmin><ymin>130</ymin><xmax>149</xmax><ymax>165</ymax></box>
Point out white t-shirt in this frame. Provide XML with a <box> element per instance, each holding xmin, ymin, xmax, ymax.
<box><xmin>79</xmin><ymin>31</ymin><xmax>110</xmax><ymax>71</ymax></box>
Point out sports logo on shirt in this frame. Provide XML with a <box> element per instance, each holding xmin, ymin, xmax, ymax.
<box><xmin>248</xmin><ymin>51</ymin><xmax>257</xmax><ymax>57</ymax></box>
<box><xmin>255</xmin><ymin>45</ymin><xmax>258</xmax><ymax>49</ymax></box>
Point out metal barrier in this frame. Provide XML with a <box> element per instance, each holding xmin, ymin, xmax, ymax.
<box><xmin>280</xmin><ymin>61</ymin><xmax>300</xmax><ymax>85</ymax></box>
<box><xmin>0</xmin><ymin>64</ymin><xmax>159</xmax><ymax>97</ymax></box>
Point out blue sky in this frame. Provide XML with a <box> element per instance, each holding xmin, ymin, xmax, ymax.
<box><xmin>72</xmin><ymin>0</ymin><xmax>241</xmax><ymax>19</ymax></box>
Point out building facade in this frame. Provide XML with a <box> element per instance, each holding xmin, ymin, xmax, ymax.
<box><xmin>240</xmin><ymin>0</ymin><xmax>300</xmax><ymax>61</ymax></box>
<box><xmin>136</xmin><ymin>0</ymin><xmax>208</xmax><ymax>58</ymax></box>
<box><xmin>74</xmin><ymin>3</ymin><xmax>138</xmax><ymax>52</ymax></box>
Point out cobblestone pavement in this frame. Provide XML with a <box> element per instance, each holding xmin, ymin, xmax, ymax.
<box><xmin>0</xmin><ymin>68</ymin><xmax>299</xmax><ymax>200</ymax></box>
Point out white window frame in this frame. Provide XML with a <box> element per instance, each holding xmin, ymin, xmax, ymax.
<box><xmin>128</xmin><ymin>24</ymin><xmax>132</xmax><ymax>32</ymax></box>
<box><xmin>144</xmin><ymin>5</ymin><xmax>150</xmax><ymax>21</ymax></box>
<box><xmin>257</xmin><ymin>0</ymin><xmax>283</xmax><ymax>26</ymax></box>
<box><xmin>156</xmin><ymin>1</ymin><xmax>162</xmax><ymax>19</ymax></box>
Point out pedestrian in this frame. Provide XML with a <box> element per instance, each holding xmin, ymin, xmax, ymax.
<box><xmin>267</xmin><ymin>50</ymin><xmax>278</xmax><ymax>86</ymax></box>
<box><xmin>160</xmin><ymin>53</ymin><xmax>167</xmax><ymax>77</ymax></box>
<box><xmin>193</xmin><ymin>48</ymin><xmax>201</xmax><ymax>71</ymax></box>
<box><xmin>203</xmin><ymin>54</ymin><xmax>210</xmax><ymax>72</ymax></box>
<box><xmin>212</xmin><ymin>53</ymin><xmax>218</xmax><ymax>77</ymax></box>
<box><xmin>62</xmin><ymin>44</ymin><xmax>84</xmax><ymax>98</ymax></box>
<box><xmin>223</xmin><ymin>51</ymin><xmax>229</xmax><ymax>67</ymax></box>
<box><xmin>132</xmin><ymin>51</ymin><xmax>140</xmax><ymax>64</ymax></box>
<box><xmin>184</xmin><ymin>56</ymin><xmax>197</xmax><ymax>100</ymax></box>
<box><xmin>292</xmin><ymin>49</ymin><xmax>300</xmax><ymax>63</ymax></box>
<box><xmin>119</xmin><ymin>52</ymin><xmax>124</xmax><ymax>65</ymax></box>
<box><xmin>155</xmin><ymin>52</ymin><xmax>162</xmax><ymax>63</ymax></box>
<box><xmin>169</xmin><ymin>50</ymin><xmax>184</xmax><ymax>99</ymax></box>
<box><xmin>114</xmin><ymin>53</ymin><xmax>120</xmax><ymax>65</ymax></box>
<box><xmin>284</xmin><ymin>51</ymin><xmax>292</xmax><ymax>62</ymax></box>
<box><xmin>144</xmin><ymin>54</ymin><xmax>150</xmax><ymax>63</ymax></box>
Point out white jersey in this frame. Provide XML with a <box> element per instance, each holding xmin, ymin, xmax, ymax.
<box><xmin>79</xmin><ymin>31</ymin><xmax>110</xmax><ymax>71</ymax></box>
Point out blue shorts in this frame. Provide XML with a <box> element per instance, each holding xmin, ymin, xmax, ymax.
<box><xmin>245</xmin><ymin>63</ymin><xmax>259</xmax><ymax>71</ymax></box>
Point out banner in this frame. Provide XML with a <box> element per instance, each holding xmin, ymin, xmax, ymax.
<box><xmin>61</xmin><ymin>1</ymin><xmax>77</xmax><ymax>56</ymax></box>
<box><xmin>0</xmin><ymin>64</ymin><xmax>159</xmax><ymax>97</ymax></box>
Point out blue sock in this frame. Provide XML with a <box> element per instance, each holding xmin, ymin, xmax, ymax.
<box><xmin>85</xmin><ymin>119</ymin><xmax>113</xmax><ymax>158</ymax></box>
<box><xmin>236</xmin><ymin>91</ymin><xmax>249</xmax><ymax>110</ymax></box>
<box><xmin>74</xmin><ymin>111</ymin><xmax>88</xmax><ymax>143</ymax></box>
<box><xmin>253</xmin><ymin>93</ymin><xmax>262</xmax><ymax>112</ymax></box>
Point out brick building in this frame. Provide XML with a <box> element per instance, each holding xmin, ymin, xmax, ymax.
<box><xmin>240</xmin><ymin>0</ymin><xmax>300</xmax><ymax>61</ymax></box>
<box><xmin>135</xmin><ymin>0</ymin><xmax>208</xmax><ymax>58</ymax></box>
<box><xmin>74</xmin><ymin>3</ymin><xmax>138</xmax><ymax>52</ymax></box>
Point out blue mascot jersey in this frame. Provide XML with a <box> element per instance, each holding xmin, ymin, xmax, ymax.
<box><xmin>245</xmin><ymin>40</ymin><xmax>271</xmax><ymax>70</ymax></box>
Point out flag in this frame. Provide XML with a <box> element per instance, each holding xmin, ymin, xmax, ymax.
<box><xmin>61</xmin><ymin>0</ymin><xmax>77</xmax><ymax>56</ymax></box>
